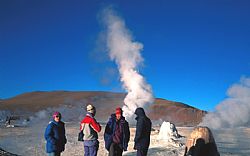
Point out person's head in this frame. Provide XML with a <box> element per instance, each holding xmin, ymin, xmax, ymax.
<box><xmin>115</xmin><ymin>107</ymin><xmax>123</xmax><ymax>120</ymax></box>
<box><xmin>53</xmin><ymin>112</ymin><xmax>61</xmax><ymax>122</ymax></box>
<box><xmin>135</xmin><ymin>107</ymin><xmax>146</xmax><ymax>117</ymax></box>
<box><xmin>86</xmin><ymin>104</ymin><xmax>96</xmax><ymax>116</ymax></box>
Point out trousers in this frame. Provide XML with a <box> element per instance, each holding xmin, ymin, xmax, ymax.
<box><xmin>109</xmin><ymin>142</ymin><xmax>123</xmax><ymax>156</ymax></box>
<box><xmin>84</xmin><ymin>145</ymin><xmax>99</xmax><ymax>156</ymax></box>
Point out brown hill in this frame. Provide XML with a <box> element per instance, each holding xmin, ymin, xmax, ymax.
<box><xmin>0</xmin><ymin>91</ymin><xmax>206</xmax><ymax>126</ymax></box>
<box><xmin>149</xmin><ymin>98</ymin><xmax>206</xmax><ymax>126</ymax></box>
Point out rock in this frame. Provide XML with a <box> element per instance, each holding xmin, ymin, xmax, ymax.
<box><xmin>158</xmin><ymin>121</ymin><xmax>181</xmax><ymax>140</ymax></box>
<box><xmin>158</xmin><ymin>121</ymin><xmax>183</xmax><ymax>147</ymax></box>
<box><xmin>185</xmin><ymin>126</ymin><xmax>220</xmax><ymax>156</ymax></box>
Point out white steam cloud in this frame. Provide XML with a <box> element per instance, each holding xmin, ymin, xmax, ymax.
<box><xmin>100</xmin><ymin>8</ymin><xmax>154</xmax><ymax>119</ymax></box>
<box><xmin>200</xmin><ymin>76</ymin><xmax>250</xmax><ymax>129</ymax></box>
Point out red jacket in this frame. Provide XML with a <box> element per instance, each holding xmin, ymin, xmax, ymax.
<box><xmin>80</xmin><ymin>113</ymin><xmax>101</xmax><ymax>141</ymax></box>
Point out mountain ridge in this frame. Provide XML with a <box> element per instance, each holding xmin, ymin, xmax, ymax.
<box><xmin>0</xmin><ymin>91</ymin><xmax>206</xmax><ymax>126</ymax></box>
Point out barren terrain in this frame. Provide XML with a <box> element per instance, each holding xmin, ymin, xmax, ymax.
<box><xmin>0</xmin><ymin>122</ymin><xmax>250</xmax><ymax>156</ymax></box>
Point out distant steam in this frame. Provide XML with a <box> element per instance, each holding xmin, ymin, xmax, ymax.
<box><xmin>200</xmin><ymin>77</ymin><xmax>250</xmax><ymax>129</ymax></box>
<box><xmin>100</xmin><ymin>8</ymin><xmax>154</xmax><ymax>119</ymax></box>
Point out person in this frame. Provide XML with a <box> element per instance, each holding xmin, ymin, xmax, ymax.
<box><xmin>134</xmin><ymin>107</ymin><xmax>152</xmax><ymax>156</ymax></box>
<box><xmin>80</xmin><ymin>104</ymin><xmax>101</xmax><ymax>156</ymax></box>
<box><xmin>5</xmin><ymin>116</ymin><xmax>11</xmax><ymax>125</ymax></box>
<box><xmin>104</xmin><ymin>107</ymin><xmax>130</xmax><ymax>156</ymax></box>
<box><xmin>44</xmin><ymin>112</ymin><xmax>67</xmax><ymax>156</ymax></box>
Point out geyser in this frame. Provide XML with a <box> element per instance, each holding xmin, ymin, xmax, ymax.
<box><xmin>200</xmin><ymin>76</ymin><xmax>250</xmax><ymax>129</ymax></box>
<box><xmin>100</xmin><ymin>7</ymin><xmax>154</xmax><ymax>120</ymax></box>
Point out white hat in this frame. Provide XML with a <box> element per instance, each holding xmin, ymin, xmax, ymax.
<box><xmin>86</xmin><ymin>104</ymin><xmax>95</xmax><ymax>113</ymax></box>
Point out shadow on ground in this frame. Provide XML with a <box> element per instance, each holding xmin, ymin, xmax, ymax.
<box><xmin>0</xmin><ymin>147</ymin><xmax>19</xmax><ymax>156</ymax></box>
<box><xmin>124</xmin><ymin>147</ymin><xmax>181</xmax><ymax>156</ymax></box>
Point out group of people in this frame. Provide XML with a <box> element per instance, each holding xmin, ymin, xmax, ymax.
<box><xmin>44</xmin><ymin>104</ymin><xmax>152</xmax><ymax>156</ymax></box>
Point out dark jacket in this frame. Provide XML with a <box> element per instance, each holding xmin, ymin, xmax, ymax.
<box><xmin>104</xmin><ymin>114</ymin><xmax>130</xmax><ymax>151</ymax></box>
<box><xmin>44</xmin><ymin>120</ymin><xmax>67</xmax><ymax>153</ymax></box>
<box><xmin>134</xmin><ymin>108</ymin><xmax>152</xmax><ymax>150</ymax></box>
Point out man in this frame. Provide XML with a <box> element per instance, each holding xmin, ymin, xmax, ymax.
<box><xmin>134</xmin><ymin>107</ymin><xmax>152</xmax><ymax>156</ymax></box>
<box><xmin>104</xmin><ymin>107</ymin><xmax>130</xmax><ymax>156</ymax></box>
<box><xmin>80</xmin><ymin>104</ymin><xmax>101</xmax><ymax>156</ymax></box>
<box><xmin>44</xmin><ymin>112</ymin><xmax>67</xmax><ymax>156</ymax></box>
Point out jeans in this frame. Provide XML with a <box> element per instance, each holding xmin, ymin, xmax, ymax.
<box><xmin>84</xmin><ymin>145</ymin><xmax>99</xmax><ymax>156</ymax></box>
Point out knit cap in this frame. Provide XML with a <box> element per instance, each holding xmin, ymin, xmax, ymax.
<box><xmin>115</xmin><ymin>107</ymin><xmax>122</xmax><ymax>115</ymax></box>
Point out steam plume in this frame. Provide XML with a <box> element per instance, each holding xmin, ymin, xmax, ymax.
<box><xmin>200</xmin><ymin>76</ymin><xmax>250</xmax><ymax>129</ymax></box>
<box><xmin>100</xmin><ymin>8</ymin><xmax>154</xmax><ymax>119</ymax></box>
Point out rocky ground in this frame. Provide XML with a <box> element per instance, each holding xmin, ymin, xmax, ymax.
<box><xmin>1</xmin><ymin>122</ymin><xmax>250</xmax><ymax>156</ymax></box>
<box><xmin>0</xmin><ymin>122</ymin><xmax>189</xmax><ymax>156</ymax></box>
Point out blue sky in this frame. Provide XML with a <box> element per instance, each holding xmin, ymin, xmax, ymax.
<box><xmin>1</xmin><ymin>0</ymin><xmax>250</xmax><ymax>111</ymax></box>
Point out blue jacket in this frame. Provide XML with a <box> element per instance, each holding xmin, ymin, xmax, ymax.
<box><xmin>104</xmin><ymin>114</ymin><xmax>130</xmax><ymax>151</ymax></box>
<box><xmin>134</xmin><ymin>108</ymin><xmax>152</xmax><ymax>150</ymax></box>
<box><xmin>44</xmin><ymin>120</ymin><xmax>67</xmax><ymax>153</ymax></box>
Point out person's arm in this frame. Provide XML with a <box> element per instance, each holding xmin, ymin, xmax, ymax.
<box><xmin>44</xmin><ymin>123</ymin><xmax>56</xmax><ymax>144</ymax></box>
<box><xmin>123</xmin><ymin>121</ymin><xmax>130</xmax><ymax>151</ymax></box>
<box><xmin>134</xmin><ymin>118</ymin><xmax>143</xmax><ymax>143</ymax></box>
<box><xmin>104</xmin><ymin>117</ymin><xmax>114</xmax><ymax>151</ymax></box>
<box><xmin>90</xmin><ymin>117</ymin><xmax>101</xmax><ymax>132</ymax></box>
<box><xmin>104</xmin><ymin>118</ymin><xmax>112</xmax><ymax>135</ymax></box>
<box><xmin>125</xmin><ymin>121</ymin><xmax>130</xmax><ymax>144</ymax></box>
<box><xmin>80</xmin><ymin>119</ymin><xmax>85</xmax><ymax>131</ymax></box>
<box><xmin>63</xmin><ymin>123</ymin><xmax>67</xmax><ymax>144</ymax></box>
